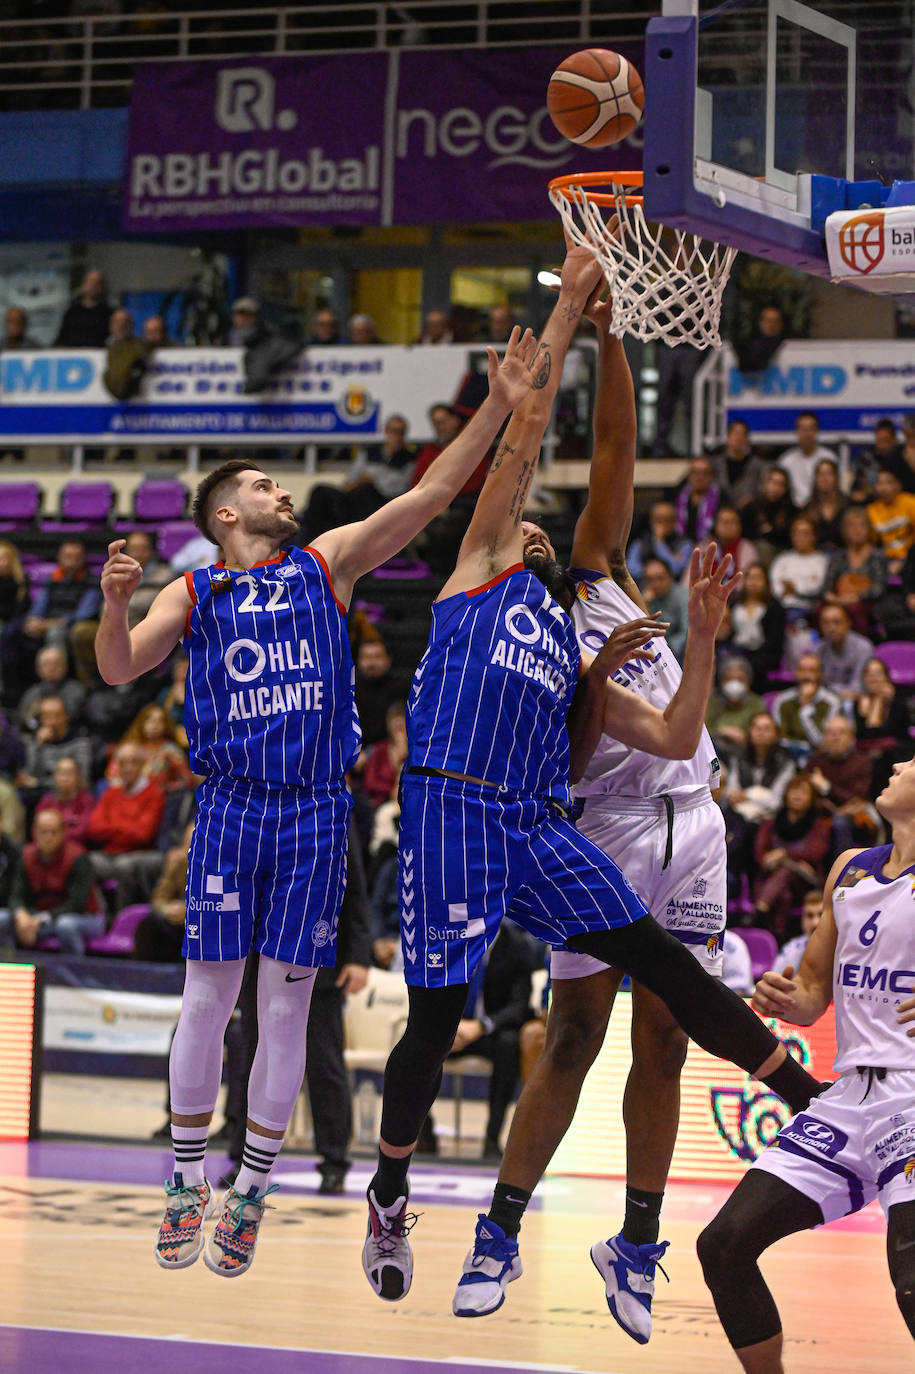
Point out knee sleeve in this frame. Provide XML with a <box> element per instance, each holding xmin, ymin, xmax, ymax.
<box><xmin>246</xmin><ymin>956</ymin><xmax>317</xmax><ymax>1133</ymax></box>
<box><xmin>888</xmin><ymin>1202</ymin><xmax>915</xmax><ymax>1338</ymax></box>
<box><xmin>169</xmin><ymin>959</ymin><xmax>245</xmax><ymax>1116</ymax></box>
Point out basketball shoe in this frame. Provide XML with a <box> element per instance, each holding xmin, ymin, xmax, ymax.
<box><xmin>155</xmin><ymin>1173</ymin><xmax>215</xmax><ymax>1270</ymax></box>
<box><xmin>203</xmin><ymin>1181</ymin><xmax>279</xmax><ymax>1277</ymax></box>
<box><xmin>362</xmin><ymin>1189</ymin><xmax>418</xmax><ymax>1301</ymax></box>
<box><xmin>452</xmin><ymin>1214</ymin><xmax>523</xmax><ymax>1317</ymax></box>
<box><xmin>590</xmin><ymin>1231</ymin><xmax>669</xmax><ymax>1343</ymax></box>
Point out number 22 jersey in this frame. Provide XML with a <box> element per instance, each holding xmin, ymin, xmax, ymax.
<box><xmin>183</xmin><ymin>546</ymin><xmax>360</xmax><ymax>788</ymax></box>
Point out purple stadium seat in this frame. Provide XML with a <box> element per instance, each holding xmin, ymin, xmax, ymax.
<box><xmin>739</xmin><ymin>927</ymin><xmax>780</xmax><ymax>983</ymax></box>
<box><xmin>28</xmin><ymin>560</ymin><xmax>60</xmax><ymax>587</ymax></box>
<box><xmin>0</xmin><ymin>480</ymin><xmax>41</xmax><ymax>530</ymax></box>
<box><xmin>85</xmin><ymin>903</ymin><xmax>151</xmax><ymax>957</ymax></box>
<box><xmin>133</xmin><ymin>479</ymin><xmax>188</xmax><ymax>523</ymax></box>
<box><xmin>157</xmin><ymin>520</ymin><xmax>199</xmax><ymax>562</ymax></box>
<box><xmin>874</xmin><ymin>640</ymin><xmax>915</xmax><ymax>687</ymax></box>
<box><xmin>56</xmin><ymin>481</ymin><xmax>114</xmax><ymax>526</ymax></box>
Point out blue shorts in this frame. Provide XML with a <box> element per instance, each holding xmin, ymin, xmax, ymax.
<box><xmin>399</xmin><ymin>774</ymin><xmax>648</xmax><ymax>988</ymax></box>
<box><xmin>184</xmin><ymin>776</ymin><xmax>352</xmax><ymax>966</ymax></box>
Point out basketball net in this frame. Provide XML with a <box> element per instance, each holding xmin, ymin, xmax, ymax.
<box><xmin>548</xmin><ymin>172</ymin><xmax>737</xmax><ymax>349</ymax></box>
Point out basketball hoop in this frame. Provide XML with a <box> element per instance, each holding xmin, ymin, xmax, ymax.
<box><xmin>548</xmin><ymin>171</ymin><xmax>737</xmax><ymax>349</ymax></box>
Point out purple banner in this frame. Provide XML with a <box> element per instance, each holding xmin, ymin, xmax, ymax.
<box><xmin>391</xmin><ymin>45</ymin><xmax>641</xmax><ymax>224</ymax></box>
<box><xmin>124</xmin><ymin>46</ymin><xmax>644</xmax><ymax>233</ymax></box>
<box><xmin>124</xmin><ymin>54</ymin><xmax>389</xmax><ymax>232</ymax></box>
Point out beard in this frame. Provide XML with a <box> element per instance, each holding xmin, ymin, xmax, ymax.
<box><xmin>244</xmin><ymin>507</ymin><xmax>300</xmax><ymax>542</ymax></box>
<box><xmin>524</xmin><ymin>551</ymin><xmax>574</xmax><ymax>612</ymax></box>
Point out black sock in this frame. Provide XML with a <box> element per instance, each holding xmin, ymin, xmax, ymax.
<box><xmin>370</xmin><ymin>1148</ymin><xmax>412</xmax><ymax>1208</ymax></box>
<box><xmin>488</xmin><ymin>1181</ymin><xmax>532</xmax><ymax>1240</ymax></box>
<box><xmin>763</xmin><ymin>1054</ymin><xmax>819</xmax><ymax>1115</ymax></box>
<box><xmin>623</xmin><ymin>1186</ymin><xmax>664</xmax><ymax>1247</ymax></box>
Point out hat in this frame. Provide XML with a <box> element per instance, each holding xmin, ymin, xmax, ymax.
<box><xmin>231</xmin><ymin>296</ymin><xmax>259</xmax><ymax>315</ymax></box>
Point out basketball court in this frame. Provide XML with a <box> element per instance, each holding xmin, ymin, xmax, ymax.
<box><xmin>0</xmin><ymin>1133</ymin><xmax>910</xmax><ymax>1374</ymax></box>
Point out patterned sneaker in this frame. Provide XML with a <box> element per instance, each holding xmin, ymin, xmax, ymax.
<box><xmin>590</xmin><ymin>1231</ymin><xmax>669</xmax><ymax>1344</ymax></box>
<box><xmin>362</xmin><ymin>1189</ymin><xmax>419</xmax><ymax>1301</ymax></box>
<box><xmin>203</xmin><ymin>1181</ymin><xmax>279</xmax><ymax>1278</ymax></box>
<box><xmin>452</xmin><ymin>1214</ymin><xmax>523</xmax><ymax>1317</ymax></box>
<box><xmin>155</xmin><ymin>1172</ymin><xmax>215</xmax><ymax>1270</ymax></box>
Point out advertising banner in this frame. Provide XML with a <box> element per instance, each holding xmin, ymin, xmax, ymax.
<box><xmin>0</xmin><ymin>344</ymin><xmax>491</xmax><ymax>443</ymax></box>
<box><xmin>123</xmin><ymin>47</ymin><xmax>644</xmax><ymax>232</ymax></box>
<box><xmin>552</xmin><ymin>993</ymin><xmax>838</xmax><ymax>1183</ymax></box>
<box><xmin>43</xmin><ymin>984</ymin><xmax>182</xmax><ymax>1057</ymax></box>
<box><xmin>726</xmin><ymin>340</ymin><xmax>915</xmax><ymax>440</ymax></box>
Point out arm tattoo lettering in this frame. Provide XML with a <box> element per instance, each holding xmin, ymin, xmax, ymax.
<box><xmin>509</xmin><ymin>459</ymin><xmax>534</xmax><ymax>523</ymax></box>
<box><xmin>532</xmin><ymin>345</ymin><xmax>552</xmax><ymax>390</ymax></box>
<box><xmin>489</xmin><ymin>439</ymin><xmax>515</xmax><ymax>473</ymax></box>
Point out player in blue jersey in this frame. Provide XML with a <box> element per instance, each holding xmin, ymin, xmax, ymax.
<box><xmin>95</xmin><ymin>324</ymin><xmax>539</xmax><ymax>1277</ymax></box>
<box><xmin>698</xmin><ymin>755</ymin><xmax>915</xmax><ymax>1371</ymax></box>
<box><xmin>361</xmin><ymin>245</ymin><xmax>823</xmax><ymax>1308</ymax></box>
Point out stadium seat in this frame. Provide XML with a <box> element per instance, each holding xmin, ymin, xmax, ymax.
<box><xmin>44</xmin><ymin>481</ymin><xmax>115</xmax><ymax>531</ymax></box>
<box><xmin>85</xmin><ymin>903</ymin><xmax>151</xmax><ymax>957</ymax></box>
<box><xmin>874</xmin><ymin>640</ymin><xmax>915</xmax><ymax>687</ymax></box>
<box><xmin>156</xmin><ymin>520</ymin><xmax>199</xmax><ymax>562</ymax></box>
<box><xmin>128</xmin><ymin>478</ymin><xmax>188</xmax><ymax>524</ymax></box>
<box><xmin>0</xmin><ymin>481</ymin><xmax>41</xmax><ymax>530</ymax></box>
<box><xmin>739</xmin><ymin>926</ymin><xmax>779</xmax><ymax>982</ymax></box>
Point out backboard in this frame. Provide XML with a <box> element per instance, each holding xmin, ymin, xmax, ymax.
<box><xmin>643</xmin><ymin>0</ymin><xmax>915</xmax><ymax>277</ymax></box>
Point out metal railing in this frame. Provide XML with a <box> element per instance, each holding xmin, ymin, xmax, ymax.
<box><xmin>0</xmin><ymin>1</ymin><xmax>658</xmax><ymax>112</ymax></box>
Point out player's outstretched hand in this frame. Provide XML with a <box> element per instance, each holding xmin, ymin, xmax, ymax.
<box><xmin>559</xmin><ymin>234</ymin><xmax>604</xmax><ymax>304</ymax></box>
<box><xmin>100</xmin><ymin>538</ymin><xmax>143</xmax><ymax>609</ymax></box>
<box><xmin>593</xmin><ymin>613</ymin><xmax>667</xmax><ymax>677</ymax></box>
<box><xmin>896</xmin><ymin>993</ymin><xmax>915</xmax><ymax>1037</ymax></box>
<box><xmin>486</xmin><ymin>326</ymin><xmax>539</xmax><ymax>411</ymax></box>
<box><xmin>686</xmin><ymin>543</ymin><xmax>742</xmax><ymax>638</ymax></box>
<box><xmin>752</xmin><ymin>965</ymin><xmax>798</xmax><ymax>1019</ymax></box>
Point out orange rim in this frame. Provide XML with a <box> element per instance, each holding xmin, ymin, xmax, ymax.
<box><xmin>548</xmin><ymin>170</ymin><xmax>644</xmax><ymax>208</ymax></box>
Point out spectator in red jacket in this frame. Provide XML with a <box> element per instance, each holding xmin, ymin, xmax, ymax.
<box><xmin>35</xmin><ymin>755</ymin><xmax>94</xmax><ymax>846</ymax></box>
<box><xmin>1</xmin><ymin>808</ymin><xmax>99</xmax><ymax>953</ymax></box>
<box><xmin>88</xmin><ymin>742</ymin><xmax>165</xmax><ymax>910</ymax></box>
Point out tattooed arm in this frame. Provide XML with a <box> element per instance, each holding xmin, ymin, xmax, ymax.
<box><xmin>436</xmin><ymin>243</ymin><xmax>603</xmax><ymax>599</ymax></box>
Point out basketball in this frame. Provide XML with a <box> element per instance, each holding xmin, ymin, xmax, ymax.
<box><xmin>546</xmin><ymin>48</ymin><xmax>644</xmax><ymax>149</ymax></box>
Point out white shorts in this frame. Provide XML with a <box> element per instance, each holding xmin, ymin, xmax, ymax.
<box><xmin>752</xmin><ymin>1069</ymin><xmax>915</xmax><ymax>1223</ymax></box>
<box><xmin>550</xmin><ymin>790</ymin><xmax>726</xmax><ymax>981</ymax></box>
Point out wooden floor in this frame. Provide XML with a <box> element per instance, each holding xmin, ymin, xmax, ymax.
<box><xmin>0</xmin><ymin>1144</ymin><xmax>909</xmax><ymax>1373</ymax></box>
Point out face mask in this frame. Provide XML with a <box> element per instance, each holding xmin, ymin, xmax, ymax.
<box><xmin>722</xmin><ymin>679</ymin><xmax>747</xmax><ymax>702</ymax></box>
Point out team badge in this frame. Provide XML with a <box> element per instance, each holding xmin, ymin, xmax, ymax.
<box><xmin>312</xmin><ymin>920</ymin><xmax>330</xmax><ymax>948</ymax></box>
<box><xmin>209</xmin><ymin>568</ymin><xmax>232</xmax><ymax>594</ymax></box>
<box><xmin>905</xmin><ymin>1158</ymin><xmax>915</xmax><ymax>1182</ymax></box>
<box><xmin>574</xmin><ymin>579</ymin><xmax>599</xmax><ymax>602</ymax></box>
<box><xmin>706</xmin><ymin>934</ymin><xmax>721</xmax><ymax>958</ymax></box>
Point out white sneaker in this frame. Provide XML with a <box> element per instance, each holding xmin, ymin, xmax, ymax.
<box><xmin>590</xmin><ymin>1231</ymin><xmax>669</xmax><ymax>1344</ymax></box>
<box><xmin>453</xmin><ymin>1214</ymin><xmax>523</xmax><ymax>1317</ymax></box>
<box><xmin>362</xmin><ymin>1189</ymin><xmax>418</xmax><ymax>1301</ymax></box>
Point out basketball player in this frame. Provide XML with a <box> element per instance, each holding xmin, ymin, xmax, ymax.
<box><xmin>361</xmin><ymin>246</ymin><xmax>822</xmax><ymax>1308</ymax></box>
<box><xmin>458</xmin><ymin>290</ymin><xmax>729</xmax><ymax>1341</ymax></box>
<box><xmin>95</xmin><ymin>325</ymin><xmax>539</xmax><ymax>1277</ymax></box>
<box><xmin>698</xmin><ymin>754</ymin><xmax>915</xmax><ymax>1371</ymax></box>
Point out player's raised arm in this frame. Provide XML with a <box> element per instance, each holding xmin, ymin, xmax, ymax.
<box><xmin>310</xmin><ymin>328</ymin><xmax>538</xmax><ymax>604</ymax></box>
<box><xmin>592</xmin><ymin>544</ymin><xmax>740</xmax><ymax>759</ymax></box>
<box><xmin>752</xmin><ymin>850</ymin><xmax>848</xmax><ymax>1025</ymax></box>
<box><xmin>440</xmin><ymin>242</ymin><xmax>604</xmax><ymax>596</ymax></box>
<box><xmin>568</xmin><ymin>289</ymin><xmax>643</xmax><ymax>606</ymax></box>
<box><xmin>95</xmin><ymin>539</ymin><xmax>191</xmax><ymax>684</ymax></box>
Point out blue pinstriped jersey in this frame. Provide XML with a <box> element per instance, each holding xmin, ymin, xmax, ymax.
<box><xmin>183</xmin><ymin>546</ymin><xmax>360</xmax><ymax>788</ymax></box>
<box><xmin>407</xmin><ymin>564</ymin><xmax>580</xmax><ymax>803</ymax></box>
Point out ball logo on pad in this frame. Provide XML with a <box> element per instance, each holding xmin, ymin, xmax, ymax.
<box><xmin>547</xmin><ymin>48</ymin><xmax>644</xmax><ymax>149</ymax></box>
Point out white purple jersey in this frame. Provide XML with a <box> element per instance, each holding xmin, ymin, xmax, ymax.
<box><xmin>831</xmin><ymin>844</ymin><xmax>915</xmax><ymax>1073</ymax></box>
<box><xmin>407</xmin><ymin>564</ymin><xmax>580</xmax><ymax>805</ymax></box>
<box><xmin>183</xmin><ymin>545</ymin><xmax>359</xmax><ymax>788</ymax></box>
<box><xmin>569</xmin><ymin>567</ymin><xmax>719</xmax><ymax>799</ymax></box>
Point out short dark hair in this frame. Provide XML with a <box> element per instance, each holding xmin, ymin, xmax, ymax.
<box><xmin>191</xmin><ymin>459</ymin><xmax>259</xmax><ymax>545</ymax></box>
<box><xmin>875</xmin><ymin>417</ymin><xmax>897</xmax><ymax>435</ymax></box>
<box><xmin>796</xmin><ymin>410</ymin><xmax>819</xmax><ymax>426</ymax></box>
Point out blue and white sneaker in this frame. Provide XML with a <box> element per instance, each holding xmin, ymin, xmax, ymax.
<box><xmin>590</xmin><ymin>1231</ymin><xmax>669</xmax><ymax>1344</ymax></box>
<box><xmin>452</xmin><ymin>1214</ymin><xmax>523</xmax><ymax>1317</ymax></box>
